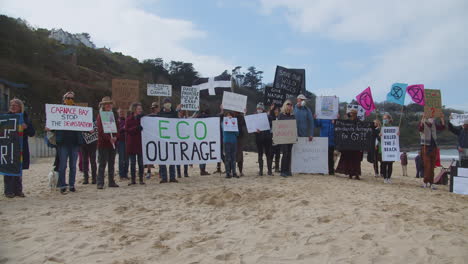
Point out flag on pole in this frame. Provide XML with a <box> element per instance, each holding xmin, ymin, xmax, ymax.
<box><xmin>356</xmin><ymin>86</ymin><xmax>376</xmax><ymax>116</ymax></box>
<box><xmin>406</xmin><ymin>84</ymin><xmax>425</xmax><ymax>105</ymax></box>
<box><xmin>193</xmin><ymin>75</ymin><xmax>232</xmax><ymax>96</ymax></box>
<box><xmin>387</xmin><ymin>83</ymin><xmax>408</xmax><ymax>105</ymax></box>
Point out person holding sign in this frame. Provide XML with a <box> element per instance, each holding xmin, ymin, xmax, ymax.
<box><xmin>80</xmin><ymin>121</ymin><xmax>97</xmax><ymax>184</ymax></box>
<box><xmin>379</xmin><ymin>114</ymin><xmax>399</xmax><ymax>184</ymax></box>
<box><xmin>314</xmin><ymin>113</ymin><xmax>339</xmax><ymax>175</ymax></box>
<box><xmin>144</xmin><ymin>102</ymin><xmax>161</xmax><ymax>179</ymax></box>
<box><xmin>335</xmin><ymin>109</ymin><xmax>363</xmax><ymax>180</ymax></box>
<box><xmin>448</xmin><ymin>117</ymin><xmax>468</xmax><ymax>168</ymax></box>
<box><xmin>278</xmin><ymin>100</ymin><xmax>296</xmax><ymax>177</ymax></box>
<box><xmin>157</xmin><ymin>97</ymin><xmax>179</xmax><ymax>183</ymax></box>
<box><xmin>269</xmin><ymin>105</ymin><xmax>282</xmax><ymax>172</ymax></box>
<box><xmin>96</xmin><ymin>97</ymin><xmax>119</xmax><ymax>189</ymax></box>
<box><xmin>223</xmin><ymin>112</ymin><xmax>240</xmax><ymax>178</ymax></box>
<box><xmin>418</xmin><ymin>114</ymin><xmax>446</xmax><ymax>189</ymax></box>
<box><xmin>3</xmin><ymin>99</ymin><xmax>35</xmax><ymax>198</ymax></box>
<box><xmin>253</xmin><ymin>103</ymin><xmax>273</xmax><ymax>176</ymax></box>
<box><xmin>126</xmin><ymin>102</ymin><xmax>145</xmax><ymax>185</ymax></box>
<box><xmin>294</xmin><ymin>94</ymin><xmax>314</xmax><ymax>142</ymax></box>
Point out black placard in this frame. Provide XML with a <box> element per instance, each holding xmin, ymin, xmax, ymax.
<box><xmin>334</xmin><ymin>120</ymin><xmax>374</xmax><ymax>151</ymax></box>
<box><xmin>0</xmin><ymin>114</ymin><xmax>23</xmax><ymax>176</ymax></box>
<box><xmin>264</xmin><ymin>85</ymin><xmax>285</xmax><ymax>106</ymax></box>
<box><xmin>271</xmin><ymin>66</ymin><xmax>305</xmax><ymax>104</ymax></box>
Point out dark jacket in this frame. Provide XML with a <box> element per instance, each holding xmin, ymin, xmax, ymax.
<box><xmin>125</xmin><ymin>115</ymin><xmax>142</xmax><ymax>155</ymax></box>
<box><xmin>55</xmin><ymin>130</ymin><xmax>84</xmax><ymax>146</ymax></box>
<box><xmin>157</xmin><ymin>108</ymin><xmax>178</xmax><ymax>119</ymax></box>
<box><xmin>96</xmin><ymin>113</ymin><xmax>119</xmax><ymax>149</ymax></box>
<box><xmin>278</xmin><ymin>112</ymin><xmax>295</xmax><ymax>121</ymax></box>
<box><xmin>117</xmin><ymin>116</ymin><xmax>126</xmax><ymax>143</ymax></box>
<box><xmin>255</xmin><ymin>113</ymin><xmax>273</xmax><ymax>143</ymax></box>
<box><xmin>448</xmin><ymin>122</ymin><xmax>468</xmax><ymax>148</ymax></box>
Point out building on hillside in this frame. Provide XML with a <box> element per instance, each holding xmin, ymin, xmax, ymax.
<box><xmin>0</xmin><ymin>79</ymin><xmax>28</xmax><ymax>113</ymax></box>
<box><xmin>97</xmin><ymin>47</ymin><xmax>112</xmax><ymax>54</ymax></box>
<box><xmin>49</xmin><ymin>29</ymin><xmax>96</xmax><ymax>49</ymax></box>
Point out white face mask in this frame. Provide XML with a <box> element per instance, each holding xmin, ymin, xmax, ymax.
<box><xmin>300</xmin><ymin>100</ymin><xmax>306</xmax><ymax>107</ymax></box>
<box><xmin>257</xmin><ymin>109</ymin><xmax>263</xmax><ymax>113</ymax></box>
<box><xmin>164</xmin><ymin>103</ymin><xmax>171</xmax><ymax>110</ymax></box>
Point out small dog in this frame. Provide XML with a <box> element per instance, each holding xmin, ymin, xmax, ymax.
<box><xmin>48</xmin><ymin>170</ymin><xmax>59</xmax><ymax>190</ymax></box>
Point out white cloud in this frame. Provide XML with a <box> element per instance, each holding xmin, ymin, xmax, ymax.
<box><xmin>259</xmin><ymin>0</ymin><xmax>468</xmax><ymax>107</ymax></box>
<box><xmin>0</xmin><ymin>0</ymin><xmax>233</xmax><ymax>76</ymax></box>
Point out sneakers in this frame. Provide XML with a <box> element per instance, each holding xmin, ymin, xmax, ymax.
<box><xmin>387</xmin><ymin>179</ymin><xmax>392</xmax><ymax>184</ymax></box>
<box><xmin>5</xmin><ymin>193</ymin><xmax>15</xmax><ymax>198</ymax></box>
<box><xmin>384</xmin><ymin>179</ymin><xmax>388</xmax><ymax>184</ymax></box>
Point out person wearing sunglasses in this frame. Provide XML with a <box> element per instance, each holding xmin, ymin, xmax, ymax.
<box><xmin>278</xmin><ymin>100</ymin><xmax>295</xmax><ymax>177</ymax></box>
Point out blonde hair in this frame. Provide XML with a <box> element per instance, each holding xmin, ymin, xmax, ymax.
<box><xmin>10</xmin><ymin>98</ymin><xmax>24</xmax><ymax>113</ymax></box>
<box><xmin>281</xmin><ymin>99</ymin><xmax>294</xmax><ymax>115</ymax></box>
<box><xmin>374</xmin><ymin>119</ymin><xmax>381</xmax><ymax>127</ymax></box>
<box><xmin>383</xmin><ymin>113</ymin><xmax>393</xmax><ymax>123</ymax></box>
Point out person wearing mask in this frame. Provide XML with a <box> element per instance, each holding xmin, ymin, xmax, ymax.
<box><xmin>157</xmin><ymin>98</ymin><xmax>179</xmax><ymax>183</ymax></box>
<box><xmin>448</xmin><ymin>117</ymin><xmax>468</xmax><ymax>168</ymax></box>
<box><xmin>3</xmin><ymin>98</ymin><xmax>35</xmax><ymax>198</ymax></box>
<box><xmin>335</xmin><ymin>109</ymin><xmax>363</xmax><ymax>180</ymax></box>
<box><xmin>419</xmin><ymin>114</ymin><xmax>445</xmax><ymax>189</ymax></box>
<box><xmin>294</xmin><ymin>94</ymin><xmax>314</xmax><ymax>142</ymax></box>
<box><xmin>47</xmin><ymin>91</ymin><xmax>84</xmax><ymax>194</ymax></box>
<box><xmin>254</xmin><ymin>103</ymin><xmax>273</xmax><ymax>176</ymax></box>
<box><xmin>176</xmin><ymin>110</ymin><xmax>189</xmax><ymax>178</ymax></box>
<box><xmin>400</xmin><ymin>152</ymin><xmax>408</xmax><ymax>177</ymax></box>
<box><xmin>415</xmin><ymin>151</ymin><xmax>424</xmax><ymax>178</ymax></box>
<box><xmin>96</xmin><ymin>96</ymin><xmax>119</xmax><ymax>190</ymax></box>
<box><xmin>269</xmin><ymin>105</ymin><xmax>281</xmax><ymax>172</ymax></box>
<box><xmin>278</xmin><ymin>100</ymin><xmax>296</xmax><ymax>177</ymax></box>
<box><xmin>380</xmin><ymin>114</ymin><xmax>399</xmax><ymax>184</ymax></box>
<box><xmin>314</xmin><ymin>113</ymin><xmax>339</xmax><ymax>175</ymax></box>
<box><xmin>144</xmin><ymin>102</ymin><xmax>160</xmax><ymax>179</ymax></box>
<box><xmin>81</xmin><ymin>120</ymin><xmax>98</xmax><ymax>184</ymax></box>
<box><xmin>126</xmin><ymin>102</ymin><xmax>145</xmax><ymax>185</ymax></box>
<box><xmin>222</xmin><ymin>111</ymin><xmax>239</xmax><ymax>178</ymax></box>
<box><xmin>117</xmin><ymin>108</ymin><xmax>129</xmax><ymax>180</ymax></box>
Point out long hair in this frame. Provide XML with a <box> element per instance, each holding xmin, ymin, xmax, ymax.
<box><xmin>10</xmin><ymin>98</ymin><xmax>24</xmax><ymax>113</ymax></box>
<box><xmin>129</xmin><ymin>102</ymin><xmax>142</xmax><ymax>114</ymax></box>
<box><xmin>383</xmin><ymin>113</ymin><xmax>393</xmax><ymax>124</ymax></box>
<box><xmin>281</xmin><ymin>99</ymin><xmax>293</xmax><ymax>115</ymax></box>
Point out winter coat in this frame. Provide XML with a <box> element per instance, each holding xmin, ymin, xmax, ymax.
<box><xmin>448</xmin><ymin>122</ymin><xmax>468</xmax><ymax>149</ymax></box>
<box><xmin>125</xmin><ymin>115</ymin><xmax>143</xmax><ymax>155</ymax></box>
<box><xmin>314</xmin><ymin>119</ymin><xmax>335</xmax><ymax>146</ymax></box>
<box><xmin>293</xmin><ymin>105</ymin><xmax>314</xmax><ymax>137</ymax></box>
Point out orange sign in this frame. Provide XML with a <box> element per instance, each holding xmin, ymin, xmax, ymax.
<box><xmin>112</xmin><ymin>79</ymin><xmax>139</xmax><ymax>111</ymax></box>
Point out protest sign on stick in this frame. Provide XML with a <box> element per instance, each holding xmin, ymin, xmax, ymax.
<box><xmin>315</xmin><ymin>96</ymin><xmax>339</xmax><ymax>120</ymax></box>
<box><xmin>223</xmin><ymin>117</ymin><xmax>239</xmax><ymax>132</ymax></box>
<box><xmin>381</xmin><ymin>126</ymin><xmax>400</xmax><ymax>162</ymax></box>
<box><xmin>46</xmin><ymin>104</ymin><xmax>93</xmax><ymax>131</ymax></box>
<box><xmin>334</xmin><ymin>120</ymin><xmax>374</xmax><ymax>151</ymax></box>
<box><xmin>112</xmin><ymin>79</ymin><xmax>139</xmax><ymax>111</ymax></box>
<box><xmin>82</xmin><ymin>122</ymin><xmax>98</xmax><ymax>144</ymax></box>
<box><xmin>99</xmin><ymin>111</ymin><xmax>117</xmax><ymax>133</ymax></box>
<box><xmin>0</xmin><ymin>113</ymin><xmax>23</xmax><ymax>176</ymax></box>
<box><xmin>181</xmin><ymin>86</ymin><xmax>200</xmax><ymax>111</ymax></box>
<box><xmin>141</xmin><ymin>117</ymin><xmax>221</xmax><ymax>165</ymax></box>
<box><xmin>407</xmin><ymin>84</ymin><xmax>425</xmax><ymax>105</ymax></box>
<box><xmin>387</xmin><ymin>83</ymin><xmax>408</xmax><ymax>105</ymax></box>
<box><xmin>292</xmin><ymin>137</ymin><xmax>329</xmax><ymax>174</ymax></box>
<box><xmin>450</xmin><ymin>113</ymin><xmax>468</xmax><ymax>126</ymax></box>
<box><xmin>356</xmin><ymin>87</ymin><xmax>376</xmax><ymax>116</ymax></box>
<box><xmin>222</xmin><ymin>91</ymin><xmax>247</xmax><ymax>113</ymax></box>
<box><xmin>424</xmin><ymin>89</ymin><xmax>442</xmax><ymax>118</ymax></box>
<box><xmin>272</xmin><ymin>120</ymin><xmax>297</xmax><ymax>145</ymax></box>
<box><xmin>147</xmin><ymin>84</ymin><xmax>172</xmax><ymax>97</ymax></box>
<box><xmin>245</xmin><ymin>113</ymin><xmax>270</xmax><ymax>133</ymax></box>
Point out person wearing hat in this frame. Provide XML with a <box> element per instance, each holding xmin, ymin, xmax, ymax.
<box><xmin>294</xmin><ymin>94</ymin><xmax>314</xmax><ymax>142</ymax></box>
<box><xmin>335</xmin><ymin>109</ymin><xmax>363</xmax><ymax>180</ymax></box>
<box><xmin>254</xmin><ymin>102</ymin><xmax>273</xmax><ymax>176</ymax></box>
<box><xmin>157</xmin><ymin>97</ymin><xmax>179</xmax><ymax>183</ymax></box>
<box><xmin>96</xmin><ymin>96</ymin><xmax>120</xmax><ymax>189</ymax></box>
<box><xmin>47</xmin><ymin>91</ymin><xmax>85</xmax><ymax>194</ymax></box>
<box><xmin>448</xmin><ymin>116</ymin><xmax>468</xmax><ymax>168</ymax></box>
<box><xmin>419</xmin><ymin>113</ymin><xmax>445</xmax><ymax>189</ymax></box>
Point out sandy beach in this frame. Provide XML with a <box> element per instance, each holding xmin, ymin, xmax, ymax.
<box><xmin>1</xmin><ymin>153</ymin><xmax>467</xmax><ymax>264</ymax></box>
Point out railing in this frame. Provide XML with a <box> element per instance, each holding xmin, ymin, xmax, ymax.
<box><xmin>29</xmin><ymin>136</ymin><xmax>56</xmax><ymax>158</ymax></box>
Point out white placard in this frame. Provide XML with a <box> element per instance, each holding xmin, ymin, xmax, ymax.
<box><xmin>315</xmin><ymin>96</ymin><xmax>339</xmax><ymax>120</ymax></box>
<box><xmin>99</xmin><ymin>111</ymin><xmax>117</xmax><ymax>133</ymax></box>
<box><xmin>223</xmin><ymin>117</ymin><xmax>239</xmax><ymax>132</ymax></box>
<box><xmin>382</xmin><ymin>126</ymin><xmax>400</xmax><ymax>162</ymax></box>
<box><xmin>272</xmin><ymin>120</ymin><xmax>298</xmax><ymax>145</ymax></box>
<box><xmin>141</xmin><ymin>117</ymin><xmax>221</xmax><ymax>165</ymax></box>
<box><xmin>245</xmin><ymin>113</ymin><xmax>271</xmax><ymax>133</ymax></box>
<box><xmin>453</xmin><ymin>177</ymin><xmax>468</xmax><ymax>195</ymax></box>
<box><xmin>181</xmin><ymin>86</ymin><xmax>200</xmax><ymax>111</ymax></box>
<box><xmin>292</xmin><ymin>137</ymin><xmax>328</xmax><ymax>174</ymax></box>
<box><xmin>147</xmin><ymin>83</ymin><xmax>172</xmax><ymax>97</ymax></box>
<box><xmin>458</xmin><ymin>168</ymin><xmax>468</xmax><ymax>177</ymax></box>
<box><xmin>45</xmin><ymin>104</ymin><xmax>93</xmax><ymax>131</ymax></box>
<box><xmin>222</xmin><ymin>91</ymin><xmax>247</xmax><ymax>113</ymax></box>
<box><xmin>450</xmin><ymin>113</ymin><xmax>468</xmax><ymax>126</ymax></box>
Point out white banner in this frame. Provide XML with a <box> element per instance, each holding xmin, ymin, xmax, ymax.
<box><xmin>223</xmin><ymin>117</ymin><xmax>238</xmax><ymax>132</ymax></box>
<box><xmin>382</xmin><ymin>126</ymin><xmax>400</xmax><ymax>162</ymax></box>
<box><xmin>141</xmin><ymin>117</ymin><xmax>221</xmax><ymax>165</ymax></box>
<box><xmin>222</xmin><ymin>91</ymin><xmax>247</xmax><ymax>113</ymax></box>
<box><xmin>147</xmin><ymin>84</ymin><xmax>172</xmax><ymax>97</ymax></box>
<box><xmin>316</xmin><ymin>96</ymin><xmax>339</xmax><ymax>120</ymax></box>
<box><xmin>181</xmin><ymin>86</ymin><xmax>200</xmax><ymax>111</ymax></box>
<box><xmin>291</xmin><ymin>137</ymin><xmax>328</xmax><ymax>174</ymax></box>
<box><xmin>99</xmin><ymin>111</ymin><xmax>117</xmax><ymax>133</ymax></box>
<box><xmin>245</xmin><ymin>113</ymin><xmax>270</xmax><ymax>133</ymax></box>
<box><xmin>450</xmin><ymin>113</ymin><xmax>468</xmax><ymax>126</ymax></box>
<box><xmin>45</xmin><ymin>104</ymin><xmax>93</xmax><ymax>131</ymax></box>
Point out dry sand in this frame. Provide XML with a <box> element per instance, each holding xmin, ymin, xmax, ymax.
<box><xmin>1</xmin><ymin>153</ymin><xmax>467</xmax><ymax>264</ymax></box>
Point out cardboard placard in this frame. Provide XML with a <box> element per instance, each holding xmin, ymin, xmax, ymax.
<box><xmin>147</xmin><ymin>83</ymin><xmax>172</xmax><ymax>97</ymax></box>
<box><xmin>45</xmin><ymin>104</ymin><xmax>93</xmax><ymax>131</ymax></box>
<box><xmin>181</xmin><ymin>86</ymin><xmax>200</xmax><ymax>111</ymax></box>
<box><xmin>222</xmin><ymin>91</ymin><xmax>247</xmax><ymax>113</ymax></box>
<box><xmin>112</xmin><ymin>79</ymin><xmax>139</xmax><ymax>111</ymax></box>
<box><xmin>381</xmin><ymin>126</ymin><xmax>400</xmax><ymax>162</ymax></box>
<box><xmin>291</xmin><ymin>137</ymin><xmax>329</xmax><ymax>174</ymax></box>
<box><xmin>424</xmin><ymin>89</ymin><xmax>442</xmax><ymax>118</ymax></box>
<box><xmin>272</xmin><ymin>120</ymin><xmax>297</xmax><ymax>145</ymax></box>
<box><xmin>0</xmin><ymin>114</ymin><xmax>23</xmax><ymax>176</ymax></box>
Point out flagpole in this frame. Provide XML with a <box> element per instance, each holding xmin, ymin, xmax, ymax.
<box><xmin>398</xmin><ymin>105</ymin><xmax>404</xmax><ymax>127</ymax></box>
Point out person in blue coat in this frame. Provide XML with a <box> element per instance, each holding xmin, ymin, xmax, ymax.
<box><xmin>294</xmin><ymin>94</ymin><xmax>314</xmax><ymax>141</ymax></box>
<box><xmin>314</xmin><ymin>114</ymin><xmax>339</xmax><ymax>175</ymax></box>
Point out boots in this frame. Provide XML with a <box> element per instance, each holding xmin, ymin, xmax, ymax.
<box><xmin>139</xmin><ymin>174</ymin><xmax>145</xmax><ymax>185</ymax></box>
<box><xmin>83</xmin><ymin>172</ymin><xmax>89</xmax><ymax>184</ymax></box>
<box><xmin>258</xmin><ymin>159</ymin><xmax>263</xmax><ymax>176</ymax></box>
<box><xmin>238</xmin><ymin>162</ymin><xmax>244</xmax><ymax>177</ymax></box>
<box><xmin>267</xmin><ymin>158</ymin><xmax>273</xmax><ymax>176</ymax></box>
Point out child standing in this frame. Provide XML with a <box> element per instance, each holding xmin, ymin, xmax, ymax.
<box><xmin>223</xmin><ymin>112</ymin><xmax>239</xmax><ymax>178</ymax></box>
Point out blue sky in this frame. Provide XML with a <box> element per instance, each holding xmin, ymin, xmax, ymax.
<box><xmin>1</xmin><ymin>0</ymin><xmax>467</xmax><ymax>110</ymax></box>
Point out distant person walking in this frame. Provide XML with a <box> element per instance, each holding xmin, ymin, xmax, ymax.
<box><xmin>400</xmin><ymin>152</ymin><xmax>408</xmax><ymax>176</ymax></box>
<box><xmin>415</xmin><ymin>151</ymin><xmax>424</xmax><ymax>178</ymax></box>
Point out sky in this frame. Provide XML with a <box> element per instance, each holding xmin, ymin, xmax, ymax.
<box><xmin>1</xmin><ymin>0</ymin><xmax>467</xmax><ymax>110</ymax></box>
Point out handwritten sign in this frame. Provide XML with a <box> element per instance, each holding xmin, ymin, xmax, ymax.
<box><xmin>424</xmin><ymin>89</ymin><xmax>442</xmax><ymax>118</ymax></box>
<box><xmin>273</xmin><ymin>66</ymin><xmax>305</xmax><ymax>100</ymax></box>
<box><xmin>450</xmin><ymin>113</ymin><xmax>468</xmax><ymax>126</ymax></box>
<box><xmin>315</xmin><ymin>96</ymin><xmax>339</xmax><ymax>120</ymax></box>
<box><xmin>334</xmin><ymin>120</ymin><xmax>374</xmax><ymax>151</ymax></box>
<box><xmin>272</xmin><ymin>120</ymin><xmax>297</xmax><ymax>145</ymax></box>
<box><xmin>99</xmin><ymin>111</ymin><xmax>117</xmax><ymax>133</ymax></box>
<box><xmin>292</xmin><ymin>137</ymin><xmax>328</xmax><ymax>174</ymax></box>
<box><xmin>0</xmin><ymin>114</ymin><xmax>23</xmax><ymax>176</ymax></box>
<box><xmin>46</xmin><ymin>104</ymin><xmax>93</xmax><ymax>131</ymax></box>
<box><xmin>222</xmin><ymin>91</ymin><xmax>247</xmax><ymax>113</ymax></box>
<box><xmin>82</xmin><ymin>122</ymin><xmax>98</xmax><ymax>144</ymax></box>
<box><xmin>245</xmin><ymin>113</ymin><xmax>270</xmax><ymax>133</ymax></box>
<box><xmin>181</xmin><ymin>86</ymin><xmax>200</xmax><ymax>111</ymax></box>
<box><xmin>223</xmin><ymin>117</ymin><xmax>238</xmax><ymax>132</ymax></box>
<box><xmin>264</xmin><ymin>85</ymin><xmax>285</xmax><ymax>106</ymax></box>
<box><xmin>147</xmin><ymin>83</ymin><xmax>172</xmax><ymax>97</ymax></box>
<box><xmin>112</xmin><ymin>79</ymin><xmax>139</xmax><ymax>111</ymax></box>
<box><xmin>407</xmin><ymin>84</ymin><xmax>425</xmax><ymax>105</ymax></box>
<box><xmin>381</xmin><ymin>126</ymin><xmax>400</xmax><ymax>162</ymax></box>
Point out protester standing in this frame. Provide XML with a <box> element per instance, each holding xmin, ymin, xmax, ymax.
<box><xmin>144</xmin><ymin>102</ymin><xmax>160</xmax><ymax>179</ymax></box>
<box><xmin>372</xmin><ymin>119</ymin><xmax>383</xmax><ymax>177</ymax></box>
<box><xmin>126</xmin><ymin>102</ymin><xmax>145</xmax><ymax>185</ymax></box>
<box><xmin>254</xmin><ymin>103</ymin><xmax>273</xmax><ymax>176</ymax></box>
<box><xmin>176</xmin><ymin>110</ymin><xmax>189</xmax><ymax>178</ymax></box>
<box><xmin>415</xmin><ymin>151</ymin><xmax>424</xmax><ymax>178</ymax></box>
<box><xmin>96</xmin><ymin>96</ymin><xmax>119</xmax><ymax>189</ymax></box>
<box><xmin>269</xmin><ymin>105</ymin><xmax>281</xmax><ymax>172</ymax></box>
<box><xmin>81</xmin><ymin>121</ymin><xmax>97</xmax><ymax>184</ymax></box>
<box><xmin>223</xmin><ymin>111</ymin><xmax>239</xmax><ymax>178</ymax></box>
<box><xmin>400</xmin><ymin>152</ymin><xmax>408</xmax><ymax>176</ymax></box>
<box><xmin>335</xmin><ymin>109</ymin><xmax>363</xmax><ymax>180</ymax></box>
<box><xmin>419</xmin><ymin>114</ymin><xmax>445</xmax><ymax>189</ymax></box>
<box><xmin>117</xmin><ymin>108</ymin><xmax>129</xmax><ymax>180</ymax></box>
<box><xmin>380</xmin><ymin>114</ymin><xmax>398</xmax><ymax>184</ymax></box>
<box><xmin>314</xmin><ymin>114</ymin><xmax>339</xmax><ymax>175</ymax></box>
<box><xmin>448</xmin><ymin>118</ymin><xmax>468</xmax><ymax>168</ymax></box>
<box><xmin>3</xmin><ymin>98</ymin><xmax>35</xmax><ymax>198</ymax></box>
<box><xmin>157</xmin><ymin>98</ymin><xmax>179</xmax><ymax>183</ymax></box>
<box><xmin>278</xmin><ymin>100</ymin><xmax>295</xmax><ymax>177</ymax></box>
<box><xmin>294</xmin><ymin>94</ymin><xmax>314</xmax><ymax>141</ymax></box>
<box><xmin>196</xmin><ymin>107</ymin><xmax>211</xmax><ymax>176</ymax></box>
<box><xmin>236</xmin><ymin>112</ymin><xmax>248</xmax><ymax>176</ymax></box>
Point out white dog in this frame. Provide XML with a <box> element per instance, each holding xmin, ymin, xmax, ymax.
<box><xmin>48</xmin><ymin>170</ymin><xmax>59</xmax><ymax>190</ymax></box>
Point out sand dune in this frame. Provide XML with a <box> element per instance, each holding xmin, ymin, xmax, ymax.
<box><xmin>1</xmin><ymin>154</ymin><xmax>467</xmax><ymax>264</ymax></box>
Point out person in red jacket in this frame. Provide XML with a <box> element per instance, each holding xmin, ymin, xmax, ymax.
<box><xmin>96</xmin><ymin>96</ymin><xmax>119</xmax><ymax>189</ymax></box>
<box><xmin>126</xmin><ymin>102</ymin><xmax>145</xmax><ymax>185</ymax></box>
